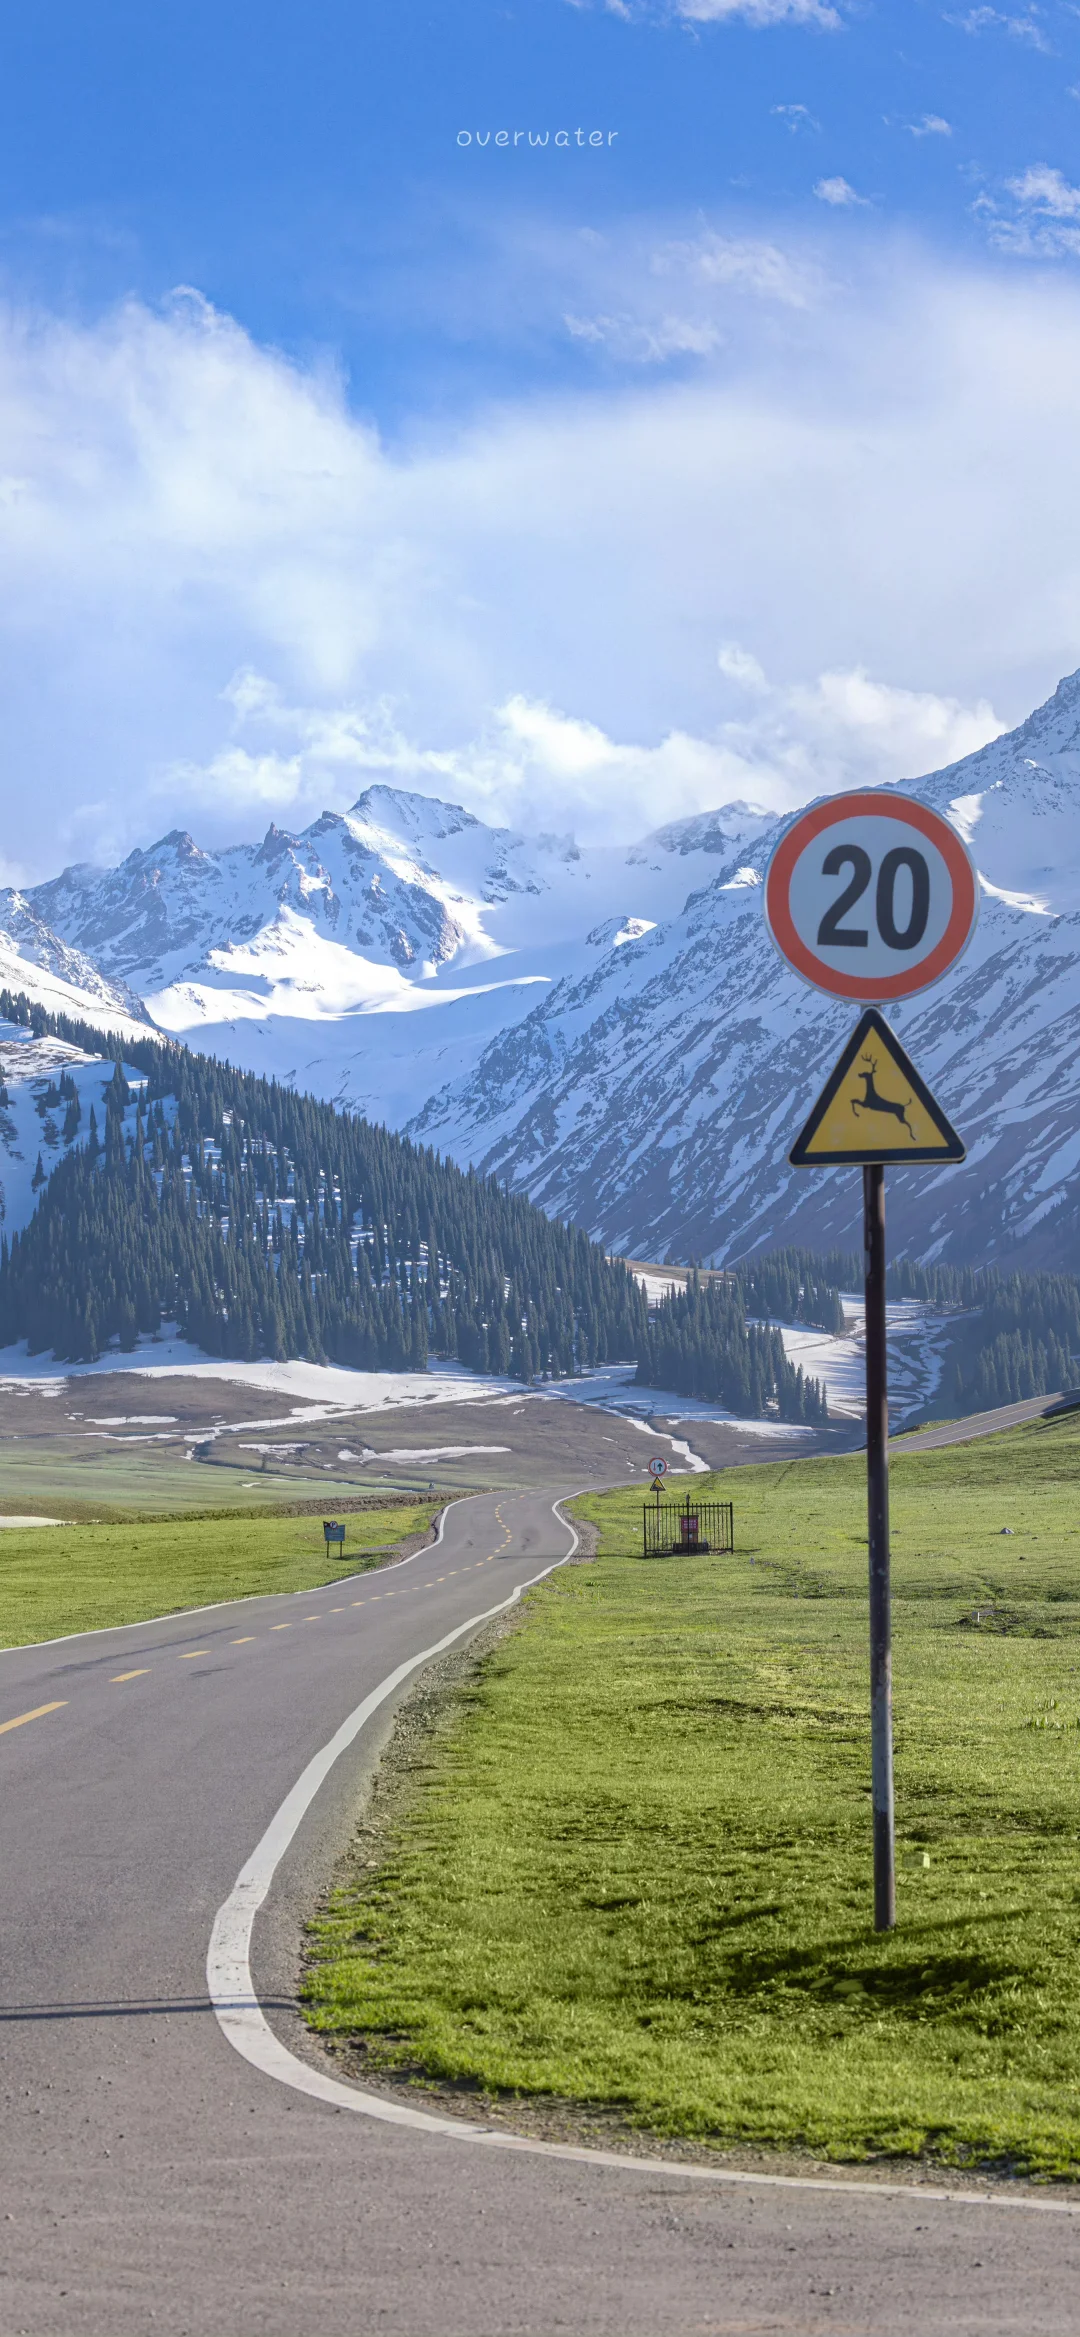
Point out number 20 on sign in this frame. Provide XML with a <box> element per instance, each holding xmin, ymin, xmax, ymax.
<box><xmin>765</xmin><ymin>791</ymin><xmax>976</xmax><ymax>1931</ymax></box>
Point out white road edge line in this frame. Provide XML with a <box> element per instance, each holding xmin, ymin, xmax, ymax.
<box><xmin>0</xmin><ymin>1493</ymin><xmax>473</xmax><ymax>1656</ymax></box>
<box><xmin>208</xmin><ymin>1496</ymin><xmax>1076</xmax><ymax>2220</ymax></box>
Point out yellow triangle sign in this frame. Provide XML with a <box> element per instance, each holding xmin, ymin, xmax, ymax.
<box><xmin>790</xmin><ymin>1009</ymin><xmax>965</xmax><ymax>1166</ymax></box>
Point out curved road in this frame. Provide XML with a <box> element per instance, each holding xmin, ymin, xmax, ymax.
<box><xmin>1</xmin><ymin>1488</ymin><xmax>1078</xmax><ymax>2337</ymax></box>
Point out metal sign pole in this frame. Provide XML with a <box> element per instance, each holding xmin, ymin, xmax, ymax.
<box><xmin>764</xmin><ymin>793</ymin><xmax>976</xmax><ymax>1930</ymax></box>
<box><xmin>863</xmin><ymin>1161</ymin><xmax>895</xmax><ymax>1931</ymax></box>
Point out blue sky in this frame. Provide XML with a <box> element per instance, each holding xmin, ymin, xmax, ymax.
<box><xmin>1</xmin><ymin>0</ymin><xmax>1080</xmax><ymax>872</ymax></box>
<box><xmin>4</xmin><ymin>0</ymin><xmax>1078</xmax><ymax>414</ymax></box>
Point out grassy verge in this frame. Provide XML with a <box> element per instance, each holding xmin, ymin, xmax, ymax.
<box><xmin>0</xmin><ymin>1501</ymin><xmax>440</xmax><ymax>1644</ymax></box>
<box><xmin>0</xmin><ymin>1444</ymin><xmax>427</xmax><ymax>1516</ymax></box>
<box><xmin>303</xmin><ymin>1414</ymin><xmax>1080</xmax><ymax>2177</ymax></box>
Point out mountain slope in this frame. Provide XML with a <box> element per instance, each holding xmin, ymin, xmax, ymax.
<box><xmin>0</xmin><ymin>893</ymin><xmax>150</xmax><ymax>1033</ymax></box>
<box><xmin>24</xmin><ymin>791</ymin><xmax>771</xmax><ymax>1125</ymax></box>
<box><xmin>0</xmin><ymin>997</ymin><xmax>647</xmax><ymax>1373</ymax></box>
<box><xmin>410</xmin><ymin>670</ymin><xmax>1080</xmax><ymax>1270</ymax></box>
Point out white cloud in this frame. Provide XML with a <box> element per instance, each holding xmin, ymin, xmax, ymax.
<box><xmin>713</xmin><ymin>660</ymin><xmax>1003</xmax><ymax>804</ymax></box>
<box><xmin>814</xmin><ymin>175</ymin><xmax>869</xmax><ymax>206</ymax></box>
<box><xmin>771</xmin><ymin>103</ymin><xmax>820</xmax><ymax>130</ymax></box>
<box><xmin>565</xmin><ymin>226</ymin><xmax>823</xmax><ymax>356</ymax></box>
<box><xmin>579</xmin><ymin>0</ymin><xmax>842</xmax><ymax>20</ymax></box>
<box><xmin>952</xmin><ymin>6</ymin><xmax>1052</xmax><ymax>48</ymax></box>
<box><xmin>677</xmin><ymin>0</ymin><xmax>840</xmax><ymax>23</ymax></box>
<box><xmin>1007</xmin><ymin>163</ymin><xmax>1080</xmax><ymax>217</ymax></box>
<box><xmin>990</xmin><ymin>165</ymin><xmax>1080</xmax><ymax>258</ymax></box>
<box><xmin>907</xmin><ymin>114</ymin><xmax>952</xmax><ymax>137</ymax></box>
<box><xmin>1</xmin><ymin>255</ymin><xmax>1080</xmax><ymax>869</ymax></box>
<box><xmin>164</xmin><ymin>662</ymin><xmax>1003</xmax><ymax>844</ymax></box>
<box><xmin>565</xmin><ymin>311</ymin><xmax>724</xmax><ymax>361</ymax></box>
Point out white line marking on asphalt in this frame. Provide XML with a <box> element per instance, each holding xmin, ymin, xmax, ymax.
<box><xmin>0</xmin><ymin>1501</ymin><xmax>462</xmax><ymax>1657</ymax></box>
<box><xmin>208</xmin><ymin>1497</ymin><xmax>1076</xmax><ymax>2217</ymax></box>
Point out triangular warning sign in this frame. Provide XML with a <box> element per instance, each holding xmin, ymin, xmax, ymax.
<box><xmin>790</xmin><ymin>1009</ymin><xmax>965</xmax><ymax>1166</ymax></box>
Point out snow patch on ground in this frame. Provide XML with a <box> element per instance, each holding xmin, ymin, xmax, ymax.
<box><xmin>0</xmin><ymin>1334</ymin><xmax>528</xmax><ymax>1413</ymax></box>
<box><xmin>773</xmin><ymin>1299</ymin><xmax>949</xmax><ymax>1423</ymax></box>
<box><xmin>537</xmin><ymin>1361</ymin><xmax>815</xmax><ymax>1441</ymax></box>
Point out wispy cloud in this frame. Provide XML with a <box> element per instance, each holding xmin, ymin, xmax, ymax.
<box><xmin>814</xmin><ymin>175</ymin><xmax>869</xmax><ymax>206</ymax></box>
<box><xmin>1008</xmin><ymin>163</ymin><xmax>1080</xmax><ymax>217</ymax></box>
<box><xmin>988</xmin><ymin>164</ymin><xmax>1080</xmax><ymax>256</ymax></box>
<box><xmin>562</xmin><ymin>224</ymin><xmax>826</xmax><ymax>359</ymax></box>
<box><xmin>772</xmin><ymin>102</ymin><xmax>820</xmax><ymax>130</ymax></box>
<box><xmin>951</xmin><ymin>6</ymin><xmax>1052</xmax><ymax>50</ymax></box>
<box><xmin>907</xmin><ymin>114</ymin><xmax>953</xmax><ymax>137</ymax></box>
<box><xmin>571</xmin><ymin>0</ymin><xmax>843</xmax><ymax>24</ymax></box>
<box><xmin>166</xmin><ymin>660</ymin><xmax>1003</xmax><ymax>840</ymax></box>
<box><xmin>677</xmin><ymin>0</ymin><xmax>841</xmax><ymax>22</ymax></box>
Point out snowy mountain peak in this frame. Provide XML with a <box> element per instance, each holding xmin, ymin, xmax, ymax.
<box><xmin>10</xmin><ymin>665</ymin><xmax>1080</xmax><ymax>1274</ymax></box>
<box><xmin>641</xmin><ymin>803</ymin><xmax>775</xmax><ymax>860</ymax></box>
<box><xmin>347</xmin><ymin>784</ymin><xmax>484</xmax><ymax>850</ymax></box>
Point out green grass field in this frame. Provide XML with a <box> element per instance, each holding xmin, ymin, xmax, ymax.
<box><xmin>0</xmin><ymin>1501</ymin><xmax>440</xmax><ymax>1645</ymax></box>
<box><xmin>304</xmin><ymin>1414</ymin><xmax>1080</xmax><ymax>2178</ymax></box>
<box><xmin>0</xmin><ymin>1443</ymin><xmax>421</xmax><ymax>1518</ymax></box>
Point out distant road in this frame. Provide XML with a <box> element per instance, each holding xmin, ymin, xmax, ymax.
<box><xmin>890</xmin><ymin>1391</ymin><xmax>1079</xmax><ymax>1453</ymax></box>
<box><xmin>1</xmin><ymin>1486</ymin><xmax>1078</xmax><ymax>2334</ymax></box>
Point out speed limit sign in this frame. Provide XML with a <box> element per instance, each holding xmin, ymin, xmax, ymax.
<box><xmin>765</xmin><ymin>786</ymin><xmax>976</xmax><ymax>1939</ymax></box>
<box><xmin>764</xmin><ymin>791</ymin><xmax>978</xmax><ymax>1003</ymax></box>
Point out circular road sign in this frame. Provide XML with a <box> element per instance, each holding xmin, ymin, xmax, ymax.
<box><xmin>648</xmin><ymin>1455</ymin><xmax>668</xmax><ymax>1478</ymax></box>
<box><xmin>764</xmin><ymin>791</ymin><xmax>978</xmax><ymax>1003</ymax></box>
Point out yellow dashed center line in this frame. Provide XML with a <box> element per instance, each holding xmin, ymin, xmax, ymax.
<box><xmin>0</xmin><ymin>1700</ymin><xmax>66</xmax><ymax>1735</ymax></box>
<box><xmin>5</xmin><ymin>1518</ymin><xmax>526</xmax><ymax>1740</ymax></box>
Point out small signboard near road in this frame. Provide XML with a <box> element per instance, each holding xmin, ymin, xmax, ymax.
<box><xmin>764</xmin><ymin>790</ymin><xmax>978</xmax><ymax>1002</ymax></box>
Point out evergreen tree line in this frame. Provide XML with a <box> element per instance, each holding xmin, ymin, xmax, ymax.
<box><xmin>952</xmin><ymin>1330</ymin><xmax>1075</xmax><ymax>1414</ymax></box>
<box><xmin>731</xmin><ymin>1246</ymin><xmax>1080</xmax><ymax>1413</ymax></box>
<box><xmin>729</xmin><ymin>1248</ymin><xmax>848</xmax><ymax>1335</ymax></box>
<box><xmin>7</xmin><ymin>983</ymin><xmax>1073</xmax><ymax>1417</ymax></box>
<box><xmin>634</xmin><ymin>1274</ymin><xmax>829</xmax><ymax>1423</ymax></box>
<box><xmin>0</xmin><ymin>995</ymin><xmax>646</xmax><ymax>1376</ymax></box>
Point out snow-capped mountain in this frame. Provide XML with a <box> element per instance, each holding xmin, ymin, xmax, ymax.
<box><xmin>11</xmin><ymin>667</ymin><xmax>1080</xmax><ymax>1270</ymax></box>
<box><xmin>0</xmin><ymin>891</ymin><xmax>149</xmax><ymax>1030</ymax></box>
<box><xmin>411</xmin><ymin>668</ymin><xmax>1080</xmax><ymax>1270</ymax></box>
<box><xmin>21</xmin><ymin>788</ymin><xmax>772</xmax><ymax>1126</ymax></box>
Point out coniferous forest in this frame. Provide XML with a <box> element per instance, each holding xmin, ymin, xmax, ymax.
<box><xmin>0</xmin><ymin>995</ymin><xmax>646</xmax><ymax>1377</ymax></box>
<box><xmin>634</xmin><ymin>1273</ymin><xmax>830</xmax><ymax>1423</ymax></box>
<box><xmin>4</xmin><ymin>990</ymin><xmax>1073</xmax><ymax>1422</ymax></box>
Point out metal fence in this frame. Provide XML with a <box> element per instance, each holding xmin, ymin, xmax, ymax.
<box><xmin>642</xmin><ymin>1498</ymin><xmax>734</xmax><ymax>1558</ymax></box>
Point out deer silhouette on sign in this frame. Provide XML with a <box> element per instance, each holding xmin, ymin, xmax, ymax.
<box><xmin>851</xmin><ymin>1052</ymin><xmax>916</xmax><ymax>1141</ymax></box>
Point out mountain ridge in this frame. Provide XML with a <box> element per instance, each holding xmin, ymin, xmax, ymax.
<box><xmin>7</xmin><ymin>666</ymin><xmax>1080</xmax><ymax>1268</ymax></box>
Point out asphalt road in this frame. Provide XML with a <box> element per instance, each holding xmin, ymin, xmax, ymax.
<box><xmin>2</xmin><ymin>1488</ymin><xmax>1079</xmax><ymax>2337</ymax></box>
<box><xmin>890</xmin><ymin>1391</ymin><xmax>1080</xmax><ymax>1453</ymax></box>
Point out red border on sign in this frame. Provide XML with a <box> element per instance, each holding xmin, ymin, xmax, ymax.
<box><xmin>764</xmin><ymin>791</ymin><xmax>978</xmax><ymax>1001</ymax></box>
